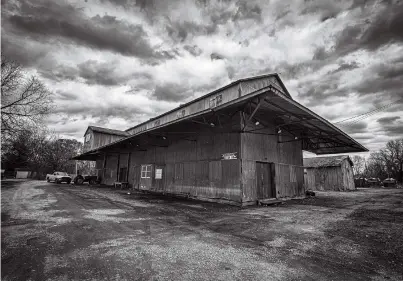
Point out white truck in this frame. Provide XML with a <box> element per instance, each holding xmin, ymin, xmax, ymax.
<box><xmin>46</xmin><ymin>172</ymin><xmax>72</xmax><ymax>184</ymax></box>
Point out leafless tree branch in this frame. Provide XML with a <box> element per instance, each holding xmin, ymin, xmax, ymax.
<box><xmin>1</xmin><ymin>56</ymin><xmax>53</xmax><ymax>140</ymax></box>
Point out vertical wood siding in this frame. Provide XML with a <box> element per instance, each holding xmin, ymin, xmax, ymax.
<box><xmin>103</xmin><ymin>127</ymin><xmax>242</xmax><ymax>203</ymax></box>
<box><xmin>240</xmin><ymin>118</ymin><xmax>304</xmax><ymax>203</ymax></box>
<box><xmin>304</xmin><ymin>159</ymin><xmax>356</xmax><ymax>191</ymax></box>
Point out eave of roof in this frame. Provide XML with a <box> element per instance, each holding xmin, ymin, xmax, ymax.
<box><xmin>124</xmin><ymin>73</ymin><xmax>288</xmax><ymax>133</ymax></box>
<box><xmin>85</xmin><ymin>126</ymin><xmax>129</xmax><ymax>137</ymax></box>
<box><xmin>303</xmin><ymin>155</ymin><xmax>353</xmax><ymax>168</ymax></box>
<box><xmin>73</xmin><ymin>75</ymin><xmax>367</xmax><ymax>159</ymax></box>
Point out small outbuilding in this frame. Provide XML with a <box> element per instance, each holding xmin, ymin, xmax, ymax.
<box><xmin>303</xmin><ymin>155</ymin><xmax>355</xmax><ymax>191</ymax></box>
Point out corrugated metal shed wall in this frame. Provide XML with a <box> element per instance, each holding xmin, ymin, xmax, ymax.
<box><xmin>120</xmin><ymin>130</ymin><xmax>242</xmax><ymax>203</ymax></box>
<box><xmin>240</xmin><ymin>118</ymin><xmax>304</xmax><ymax>203</ymax></box>
<box><xmin>304</xmin><ymin>158</ymin><xmax>355</xmax><ymax>191</ymax></box>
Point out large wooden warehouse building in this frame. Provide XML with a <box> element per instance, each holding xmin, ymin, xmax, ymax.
<box><xmin>73</xmin><ymin>74</ymin><xmax>367</xmax><ymax>206</ymax></box>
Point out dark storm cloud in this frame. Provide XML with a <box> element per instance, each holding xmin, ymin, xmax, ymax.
<box><xmin>0</xmin><ymin>34</ymin><xmax>51</xmax><ymax>67</ymax></box>
<box><xmin>40</xmin><ymin>65</ymin><xmax>77</xmax><ymax>83</ymax></box>
<box><xmin>342</xmin><ymin>121</ymin><xmax>368</xmax><ymax>134</ymax></box>
<box><xmin>297</xmin><ymin>55</ymin><xmax>403</xmax><ymax>109</ymax></box>
<box><xmin>374</xmin><ymin>118</ymin><xmax>403</xmax><ymax>137</ymax></box>
<box><xmin>39</xmin><ymin>60</ymin><xmax>129</xmax><ymax>86</ymax></box>
<box><xmin>210</xmin><ymin>52</ymin><xmax>224</xmax><ymax>60</ymax></box>
<box><xmin>312</xmin><ymin>47</ymin><xmax>330</xmax><ymax>61</ymax></box>
<box><xmin>56</xmin><ymin>91</ymin><xmax>79</xmax><ymax>101</ymax></box>
<box><xmin>166</xmin><ymin>20</ymin><xmax>217</xmax><ymax>42</ymax></box>
<box><xmin>77</xmin><ymin>60</ymin><xmax>124</xmax><ymax>86</ymax></box>
<box><xmin>352</xmin><ymin>64</ymin><xmax>403</xmax><ymax>96</ymax></box>
<box><xmin>383</xmin><ymin>121</ymin><xmax>403</xmax><ymax>136</ymax></box>
<box><xmin>333</xmin><ymin>1</ymin><xmax>403</xmax><ymax>55</ymax></box>
<box><xmin>232</xmin><ymin>1</ymin><xmax>262</xmax><ymax>22</ymax></box>
<box><xmin>153</xmin><ymin>83</ymin><xmax>193</xmax><ymax>102</ymax></box>
<box><xmin>151</xmin><ymin>74</ymin><xmax>225</xmax><ymax>102</ymax></box>
<box><xmin>3</xmin><ymin>0</ymin><xmax>169</xmax><ymax>60</ymax></box>
<box><xmin>160</xmin><ymin>1</ymin><xmax>263</xmax><ymax>42</ymax></box>
<box><xmin>226</xmin><ymin>65</ymin><xmax>235</xmax><ymax>79</ymax></box>
<box><xmin>377</xmin><ymin>116</ymin><xmax>401</xmax><ymax>124</ymax></box>
<box><xmin>183</xmin><ymin>45</ymin><xmax>203</xmax><ymax>56</ymax></box>
<box><xmin>330</xmin><ymin>61</ymin><xmax>360</xmax><ymax>74</ymax></box>
<box><xmin>53</xmin><ymin>100</ymin><xmax>149</xmax><ymax>122</ymax></box>
<box><xmin>300</xmin><ymin>1</ymin><xmax>345</xmax><ymax>22</ymax></box>
<box><xmin>359</xmin><ymin>1</ymin><xmax>403</xmax><ymax>50</ymax></box>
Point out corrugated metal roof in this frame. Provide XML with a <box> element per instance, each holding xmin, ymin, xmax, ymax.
<box><xmin>73</xmin><ymin>74</ymin><xmax>367</xmax><ymax>160</ymax></box>
<box><xmin>88</xmin><ymin>126</ymin><xmax>129</xmax><ymax>137</ymax></box>
<box><xmin>124</xmin><ymin>73</ymin><xmax>290</xmax><ymax>133</ymax></box>
<box><xmin>303</xmin><ymin>155</ymin><xmax>353</xmax><ymax>168</ymax></box>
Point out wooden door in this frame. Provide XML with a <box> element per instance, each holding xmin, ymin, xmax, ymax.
<box><xmin>132</xmin><ymin>165</ymin><xmax>141</xmax><ymax>190</ymax></box>
<box><xmin>153</xmin><ymin>165</ymin><xmax>165</xmax><ymax>192</ymax></box>
<box><xmin>118</xmin><ymin>167</ymin><xmax>127</xmax><ymax>182</ymax></box>
<box><xmin>139</xmin><ymin>164</ymin><xmax>153</xmax><ymax>190</ymax></box>
<box><xmin>256</xmin><ymin>162</ymin><xmax>275</xmax><ymax>199</ymax></box>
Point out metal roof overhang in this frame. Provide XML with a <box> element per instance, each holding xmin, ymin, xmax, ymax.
<box><xmin>72</xmin><ymin>84</ymin><xmax>367</xmax><ymax>160</ymax></box>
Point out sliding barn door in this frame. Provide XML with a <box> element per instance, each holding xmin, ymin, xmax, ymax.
<box><xmin>256</xmin><ymin>162</ymin><xmax>276</xmax><ymax>199</ymax></box>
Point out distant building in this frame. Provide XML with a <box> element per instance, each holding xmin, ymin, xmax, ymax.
<box><xmin>74</xmin><ymin>74</ymin><xmax>366</xmax><ymax>205</ymax></box>
<box><xmin>15</xmin><ymin>168</ymin><xmax>31</xmax><ymax>179</ymax></box>
<box><xmin>303</xmin><ymin>155</ymin><xmax>355</xmax><ymax>191</ymax></box>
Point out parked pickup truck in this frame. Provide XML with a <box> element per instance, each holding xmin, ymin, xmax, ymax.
<box><xmin>46</xmin><ymin>172</ymin><xmax>72</xmax><ymax>184</ymax></box>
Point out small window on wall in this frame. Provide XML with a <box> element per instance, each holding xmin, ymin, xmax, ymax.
<box><xmin>141</xmin><ymin>165</ymin><xmax>152</xmax><ymax>178</ymax></box>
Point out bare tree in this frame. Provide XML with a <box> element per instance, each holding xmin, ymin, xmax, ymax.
<box><xmin>352</xmin><ymin>155</ymin><xmax>365</xmax><ymax>177</ymax></box>
<box><xmin>383</xmin><ymin>139</ymin><xmax>403</xmax><ymax>182</ymax></box>
<box><xmin>1</xmin><ymin>56</ymin><xmax>53</xmax><ymax>138</ymax></box>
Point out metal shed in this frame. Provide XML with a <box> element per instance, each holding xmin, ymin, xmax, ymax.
<box><xmin>303</xmin><ymin>155</ymin><xmax>355</xmax><ymax>191</ymax></box>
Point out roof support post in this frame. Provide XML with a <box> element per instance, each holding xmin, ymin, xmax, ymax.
<box><xmin>247</xmin><ymin>97</ymin><xmax>263</xmax><ymax>122</ymax></box>
<box><xmin>116</xmin><ymin>153</ymin><xmax>120</xmax><ymax>181</ymax></box>
<box><xmin>126</xmin><ymin>152</ymin><xmax>131</xmax><ymax>182</ymax></box>
<box><xmin>103</xmin><ymin>153</ymin><xmax>107</xmax><ymax>182</ymax></box>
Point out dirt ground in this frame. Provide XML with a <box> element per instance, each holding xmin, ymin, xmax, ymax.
<box><xmin>1</xmin><ymin>180</ymin><xmax>403</xmax><ymax>281</ymax></box>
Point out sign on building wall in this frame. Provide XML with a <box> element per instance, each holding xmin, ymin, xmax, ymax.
<box><xmin>221</xmin><ymin>152</ymin><xmax>237</xmax><ymax>160</ymax></box>
<box><xmin>176</xmin><ymin>109</ymin><xmax>186</xmax><ymax>119</ymax></box>
<box><xmin>209</xmin><ymin>94</ymin><xmax>223</xmax><ymax>108</ymax></box>
<box><xmin>155</xmin><ymin>168</ymin><xmax>163</xmax><ymax>179</ymax></box>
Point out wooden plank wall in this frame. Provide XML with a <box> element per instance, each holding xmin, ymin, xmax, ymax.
<box><xmin>114</xmin><ymin>129</ymin><xmax>243</xmax><ymax>203</ymax></box>
<box><xmin>104</xmin><ymin>154</ymin><xmax>118</xmax><ymax>185</ymax></box>
<box><xmin>342</xmin><ymin>160</ymin><xmax>356</xmax><ymax>190</ymax></box>
<box><xmin>83</xmin><ymin>129</ymin><xmax>93</xmax><ymax>153</ymax></box>
<box><xmin>304</xmin><ymin>160</ymin><xmax>355</xmax><ymax>191</ymax></box>
<box><xmin>241</xmin><ymin>118</ymin><xmax>304</xmax><ymax>203</ymax></box>
<box><xmin>91</xmin><ymin>132</ymin><xmax>126</xmax><ymax>151</ymax></box>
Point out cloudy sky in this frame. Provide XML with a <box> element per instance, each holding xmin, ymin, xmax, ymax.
<box><xmin>2</xmin><ymin>0</ymin><xmax>403</xmax><ymax>154</ymax></box>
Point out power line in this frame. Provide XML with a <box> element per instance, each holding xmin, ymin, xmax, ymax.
<box><xmin>335</xmin><ymin>99</ymin><xmax>402</xmax><ymax>126</ymax></box>
<box><xmin>335</xmin><ymin>100</ymin><xmax>397</xmax><ymax>123</ymax></box>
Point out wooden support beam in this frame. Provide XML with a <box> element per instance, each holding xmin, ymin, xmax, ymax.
<box><xmin>247</xmin><ymin>98</ymin><xmax>263</xmax><ymax>122</ymax></box>
<box><xmin>126</xmin><ymin>152</ymin><xmax>131</xmax><ymax>182</ymax></box>
<box><xmin>278</xmin><ymin>137</ymin><xmax>301</xmax><ymax>143</ymax></box>
<box><xmin>264</xmin><ymin>97</ymin><xmax>351</xmax><ymax>146</ymax></box>
<box><xmin>116</xmin><ymin>153</ymin><xmax>120</xmax><ymax>181</ymax></box>
<box><xmin>103</xmin><ymin>153</ymin><xmax>107</xmax><ymax>181</ymax></box>
<box><xmin>275</xmin><ymin>118</ymin><xmax>316</xmax><ymax>128</ymax></box>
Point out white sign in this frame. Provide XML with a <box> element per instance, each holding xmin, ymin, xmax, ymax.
<box><xmin>155</xmin><ymin>168</ymin><xmax>162</xmax><ymax>179</ymax></box>
<box><xmin>222</xmin><ymin>152</ymin><xmax>237</xmax><ymax>160</ymax></box>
